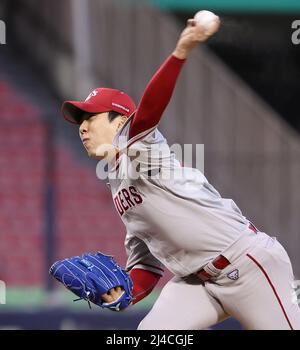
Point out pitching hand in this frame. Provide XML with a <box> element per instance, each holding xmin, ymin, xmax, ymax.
<box><xmin>173</xmin><ymin>18</ymin><xmax>220</xmax><ymax>59</ymax></box>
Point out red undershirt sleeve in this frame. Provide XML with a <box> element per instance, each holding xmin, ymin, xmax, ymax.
<box><xmin>128</xmin><ymin>54</ymin><xmax>186</xmax><ymax>140</ymax></box>
<box><xmin>130</xmin><ymin>268</ymin><xmax>161</xmax><ymax>305</ymax></box>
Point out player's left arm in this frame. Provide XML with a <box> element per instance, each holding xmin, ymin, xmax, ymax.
<box><xmin>128</xmin><ymin>18</ymin><xmax>220</xmax><ymax>140</ymax></box>
<box><xmin>100</xmin><ymin>268</ymin><xmax>161</xmax><ymax>305</ymax></box>
<box><xmin>101</xmin><ymin>234</ymin><xmax>164</xmax><ymax>306</ymax></box>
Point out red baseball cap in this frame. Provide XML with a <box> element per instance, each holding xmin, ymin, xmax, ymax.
<box><xmin>61</xmin><ymin>88</ymin><xmax>136</xmax><ymax>124</ymax></box>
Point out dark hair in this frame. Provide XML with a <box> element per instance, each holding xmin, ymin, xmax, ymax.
<box><xmin>108</xmin><ymin>111</ymin><xmax>122</xmax><ymax>122</ymax></box>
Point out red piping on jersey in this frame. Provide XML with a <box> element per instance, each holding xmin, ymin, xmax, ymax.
<box><xmin>246</xmin><ymin>253</ymin><xmax>294</xmax><ymax>330</ymax></box>
<box><xmin>110</xmin><ymin>127</ymin><xmax>157</xmax><ymax>174</ymax></box>
<box><xmin>128</xmin><ymin>54</ymin><xmax>186</xmax><ymax>140</ymax></box>
<box><xmin>127</xmin><ymin>126</ymin><xmax>157</xmax><ymax>149</ymax></box>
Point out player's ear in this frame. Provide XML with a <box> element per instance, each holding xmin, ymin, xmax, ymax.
<box><xmin>116</xmin><ymin>115</ymin><xmax>127</xmax><ymax>132</ymax></box>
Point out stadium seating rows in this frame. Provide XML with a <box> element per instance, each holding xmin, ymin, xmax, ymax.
<box><xmin>0</xmin><ymin>80</ymin><xmax>170</xmax><ymax>288</ymax></box>
<box><xmin>0</xmin><ymin>81</ymin><xmax>126</xmax><ymax>286</ymax></box>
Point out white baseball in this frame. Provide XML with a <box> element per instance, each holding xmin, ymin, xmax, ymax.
<box><xmin>194</xmin><ymin>10</ymin><xmax>219</xmax><ymax>31</ymax></box>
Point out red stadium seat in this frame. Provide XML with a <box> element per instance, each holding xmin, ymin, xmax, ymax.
<box><xmin>1</xmin><ymin>81</ymin><xmax>128</xmax><ymax>286</ymax></box>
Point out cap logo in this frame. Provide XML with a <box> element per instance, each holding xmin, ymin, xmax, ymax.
<box><xmin>112</xmin><ymin>102</ymin><xmax>129</xmax><ymax>113</ymax></box>
<box><xmin>85</xmin><ymin>90</ymin><xmax>98</xmax><ymax>101</ymax></box>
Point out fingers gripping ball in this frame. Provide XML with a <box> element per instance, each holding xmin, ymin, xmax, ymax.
<box><xmin>49</xmin><ymin>252</ymin><xmax>133</xmax><ymax>311</ymax></box>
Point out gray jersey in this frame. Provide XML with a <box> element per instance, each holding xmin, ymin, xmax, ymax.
<box><xmin>108</xmin><ymin>118</ymin><xmax>249</xmax><ymax>277</ymax></box>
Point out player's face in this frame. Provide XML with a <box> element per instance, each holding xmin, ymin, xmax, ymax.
<box><xmin>79</xmin><ymin>112</ymin><xmax>120</xmax><ymax>160</ymax></box>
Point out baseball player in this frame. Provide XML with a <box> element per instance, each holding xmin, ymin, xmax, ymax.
<box><xmin>56</xmin><ymin>18</ymin><xmax>300</xmax><ymax>330</ymax></box>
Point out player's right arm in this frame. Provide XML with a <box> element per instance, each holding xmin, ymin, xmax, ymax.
<box><xmin>128</xmin><ymin>18</ymin><xmax>220</xmax><ymax>140</ymax></box>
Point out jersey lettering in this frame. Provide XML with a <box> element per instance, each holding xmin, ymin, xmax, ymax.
<box><xmin>113</xmin><ymin>186</ymin><xmax>143</xmax><ymax>216</ymax></box>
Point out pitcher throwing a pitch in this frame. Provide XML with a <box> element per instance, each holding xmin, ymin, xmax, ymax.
<box><xmin>50</xmin><ymin>12</ymin><xmax>300</xmax><ymax>330</ymax></box>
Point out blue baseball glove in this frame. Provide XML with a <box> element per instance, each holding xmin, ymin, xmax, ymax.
<box><xmin>49</xmin><ymin>252</ymin><xmax>133</xmax><ymax>311</ymax></box>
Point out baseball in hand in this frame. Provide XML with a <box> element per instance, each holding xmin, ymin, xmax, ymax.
<box><xmin>194</xmin><ymin>10</ymin><xmax>220</xmax><ymax>33</ymax></box>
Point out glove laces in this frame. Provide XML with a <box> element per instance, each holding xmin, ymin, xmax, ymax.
<box><xmin>73</xmin><ymin>291</ymin><xmax>92</xmax><ymax>309</ymax></box>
